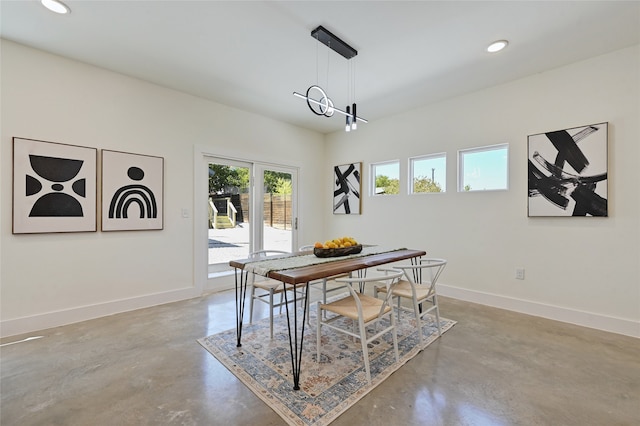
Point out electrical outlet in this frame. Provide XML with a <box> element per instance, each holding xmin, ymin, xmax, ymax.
<box><xmin>515</xmin><ymin>268</ymin><xmax>525</xmax><ymax>280</ymax></box>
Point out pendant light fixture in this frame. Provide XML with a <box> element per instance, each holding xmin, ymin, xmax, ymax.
<box><xmin>293</xmin><ymin>26</ymin><xmax>367</xmax><ymax>132</ymax></box>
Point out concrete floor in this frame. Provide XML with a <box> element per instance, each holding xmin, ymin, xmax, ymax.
<box><xmin>1</xmin><ymin>289</ymin><xmax>639</xmax><ymax>426</ymax></box>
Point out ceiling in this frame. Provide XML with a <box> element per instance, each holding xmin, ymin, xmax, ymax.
<box><xmin>2</xmin><ymin>1</ymin><xmax>639</xmax><ymax>134</ymax></box>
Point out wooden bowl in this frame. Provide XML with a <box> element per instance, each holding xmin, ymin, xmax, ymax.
<box><xmin>313</xmin><ymin>244</ymin><xmax>363</xmax><ymax>258</ymax></box>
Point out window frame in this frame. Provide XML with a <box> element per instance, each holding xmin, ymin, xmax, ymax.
<box><xmin>409</xmin><ymin>152</ymin><xmax>447</xmax><ymax>194</ymax></box>
<box><xmin>370</xmin><ymin>160</ymin><xmax>401</xmax><ymax>196</ymax></box>
<box><xmin>457</xmin><ymin>143</ymin><xmax>509</xmax><ymax>192</ymax></box>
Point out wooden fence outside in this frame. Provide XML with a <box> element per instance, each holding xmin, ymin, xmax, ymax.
<box><xmin>238</xmin><ymin>193</ymin><xmax>292</xmax><ymax>229</ymax></box>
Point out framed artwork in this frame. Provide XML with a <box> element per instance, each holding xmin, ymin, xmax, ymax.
<box><xmin>101</xmin><ymin>150</ymin><xmax>164</xmax><ymax>231</ymax></box>
<box><xmin>12</xmin><ymin>137</ymin><xmax>97</xmax><ymax>234</ymax></box>
<box><xmin>333</xmin><ymin>162</ymin><xmax>361</xmax><ymax>215</ymax></box>
<box><xmin>528</xmin><ymin>122</ymin><xmax>608</xmax><ymax>217</ymax></box>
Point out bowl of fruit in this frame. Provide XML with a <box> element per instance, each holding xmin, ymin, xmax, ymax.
<box><xmin>313</xmin><ymin>237</ymin><xmax>362</xmax><ymax>258</ymax></box>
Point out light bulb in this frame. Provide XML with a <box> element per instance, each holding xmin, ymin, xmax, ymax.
<box><xmin>487</xmin><ymin>40</ymin><xmax>508</xmax><ymax>53</ymax></box>
<box><xmin>41</xmin><ymin>0</ymin><xmax>70</xmax><ymax>14</ymax></box>
<box><xmin>351</xmin><ymin>103</ymin><xmax>357</xmax><ymax>130</ymax></box>
<box><xmin>345</xmin><ymin>106</ymin><xmax>351</xmax><ymax>132</ymax></box>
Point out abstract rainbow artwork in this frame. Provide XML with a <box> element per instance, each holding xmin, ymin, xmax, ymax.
<box><xmin>101</xmin><ymin>150</ymin><xmax>164</xmax><ymax>231</ymax></box>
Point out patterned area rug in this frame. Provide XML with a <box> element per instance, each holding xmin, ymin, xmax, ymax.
<box><xmin>198</xmin><ymin>303</ymin><xmax>455</xmax><ymax>426</ymax></box>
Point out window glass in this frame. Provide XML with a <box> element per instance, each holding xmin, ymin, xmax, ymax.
<box><xmin>410</xmin><ymin>153</ymin><xmax>446</xmax><ymax>193</ymax></box>
<box><xmin>371</xmin><ymin>161</ymin><xmax>400</xmax><ymax>195</ymax></box>
<box><xmin>458</xmin><ymin>144</ymin><xmax>509</xmax><ymax>191</ymax></box>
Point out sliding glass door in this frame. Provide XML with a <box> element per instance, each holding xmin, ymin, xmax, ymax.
<box><xmin>206</xmin><ymin>157</ymin><xmax>297</xmax><ymax>275</ymax></box>
<box><xmin>257</xmin><ymin>165</ymin><xmax>294</xmax><ymax>253</ymax></box>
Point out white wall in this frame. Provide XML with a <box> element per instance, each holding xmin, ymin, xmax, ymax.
<box><xmin>325</xmin><ymin>46</ymin><xmax>640</xmax><ymax>337</ymax></box>
<box><xmin>0</xmin><ymin>40</ymin><xmax>325</xmax><ymax>337</ymax></box>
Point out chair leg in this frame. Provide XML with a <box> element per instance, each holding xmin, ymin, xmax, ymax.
<box><xmin>358</xmin><ymin>318</ymin><xmax>372</xmax><ymax>385</ymax></box>
<box><xmin>305</xmin><ymin>286</ymin><xmax>311</xmax><ymax>326</ymax></box>
<box><xmin>316</xmin><ymin>303</ymin><xmax>322</xmax><ymax>363</ymax></box>
<box><xmin>322</xmin><ymin>280</ymin><xmax>328</xmax><ymax>305</ymax></box>
<box><xmin>390</xmin><ymin>311</ymin><xmax>399</xmax><ymax>363</ymax></box>
<box><xmin>413</xmin><ymin>296</ymin><xmax>423</xmax><ymax>343</ymax></box>
<box><xmin>249</xmin><ymin>285</ymin><xmax>256</xmax><ymax>324</ymax></box>
<box><xmin>433</xmin><ymin>295</ymin><xmax>442</xmax><ymax>336</ymax></box>
<box><xmin>322</xmin><ymin>279</ymin><xmax>328</xmax><ymax>319</ymax></box>
<box><xmin>269</xmin><ymin>290</ymin><xmax>275</xmax><ymax>339</ymax></box>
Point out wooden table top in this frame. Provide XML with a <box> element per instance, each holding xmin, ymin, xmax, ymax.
<box><xmin>230</xmin><ymin>248</ymin><xmax>426</xmax><ymax>285</ymax></box>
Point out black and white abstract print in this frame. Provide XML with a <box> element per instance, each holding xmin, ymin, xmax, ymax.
<box><xmin>333</xmin><ymin>163</ymin><xmax>361</xmax><ymax>215</ymax></box>
<box><xmin>528</xmin><ymin>122</ymin><xmax>608</xmax><ymax>217</ymax></box>
<box><xmin>12</xmin><ymin>137</ymin><xmax>97</xmax><ymax>233</ymax></box>
<box><xmin>101</xmin><ymin>150</ymin><xmax>164</xmax><ymax>231</ymax></box>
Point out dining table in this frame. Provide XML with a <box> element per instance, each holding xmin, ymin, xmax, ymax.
<box><xmin>229</xmin><ymin>246</ymin><xmax>426</xmax><ymax>390</ymax></box>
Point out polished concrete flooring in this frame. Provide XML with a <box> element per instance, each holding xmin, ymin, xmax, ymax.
<box><xmin>2</xmin><ymin>288</ymin><xmax>639</xmax><ymax>426</ymax></box>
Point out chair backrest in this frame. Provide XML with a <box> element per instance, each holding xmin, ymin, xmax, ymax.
<box><xmin>247</xmin><ymin>250</ymin><xmax>290</xmax><ymax>283</ymax></box>
<box><xmin>394</xmin><ymin>258</ymin><xmax>447</xmax><ymax>292</ymax></box>
<box><xmin>335</xmin><ymin>271</ymin><xmax>404</xmax><ymax>319</ymax></box>
<box><xmin>248</xmin><ymin>249</ymin><xmax>290</xmax><ymax>260</ymax></box>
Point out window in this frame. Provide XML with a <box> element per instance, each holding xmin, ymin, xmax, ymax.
<box><xmin>371</xmin><ymin>161</ymin><xmax>400</xmax><ymax>195</ymax></box>
<box><xmin>458</xmin><ymin>144</ymin><xmax>509</xmax><ymax>191</ymax></box>
<box><xmin>410</xmin><ymin>153</ymin><xmax>446</xmax><ymax>194</ymax></box>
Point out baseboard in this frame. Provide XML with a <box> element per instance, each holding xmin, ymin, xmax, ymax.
<box><xmin>439</xmin><ymin>284</ymin><xmax>640</xmax><ymax>338</ymax></box>
<box><xmin>0</xmin><ymin>287</ymin><xmax>201</xmax><ymax>338</ymax></box>
<box><xmin>206</xmin><ymin>271</ymin><xmax>236</xmax><ymax>293</ymax></box>
<box><xmin>4</xmin><ymin>282</ymin><xmax>637</xmax><ymax>339</ymax></box>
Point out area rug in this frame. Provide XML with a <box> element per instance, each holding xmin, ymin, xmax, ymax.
<box><xmin>198</xmin><ymin>305</ymin><xmax>455</xmax><ymax>426</ymax></box>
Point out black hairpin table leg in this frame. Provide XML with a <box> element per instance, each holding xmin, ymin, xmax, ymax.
<box><xmin>283</xmin><ymin>282</ymin><xmax>309</xmax><ymax>390</ymax></box>
<box><xmin>235</xmin><ymin>268</ymin><xmax>249</xmax><ymax>347</ymax></box>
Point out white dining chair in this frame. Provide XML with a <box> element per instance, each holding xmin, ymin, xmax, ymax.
<box><xmin>299</xmin><ymin>244</ymin><xmax>349</xmax><ymax>321</ymax></box>
<box><xmin>248</xmin><ymin>250</ymin><xmax>304</xmax><ymax>339</ymax></box>
<box><xmin>316</xmin><ymin>270</ymin><xmax>404</xmax><ymax>385</ymax></box>
<box><xmin>375</xmin><ymin>258</ymin><xmax>447</xmax><ymax>343</ymax></box>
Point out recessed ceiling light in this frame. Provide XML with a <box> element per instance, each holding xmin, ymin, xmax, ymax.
<box><xmin>487</xmin><ymin>40</ymin><xmax>508</xmax><ymax>53</ymax></box>
<box><xmin>41</xmin><ymin>0</ymin><xmax>70</xmax><ymax>14</ymax></box>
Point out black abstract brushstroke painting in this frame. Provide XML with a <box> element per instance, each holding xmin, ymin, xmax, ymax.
<box><xmin>571</xmin><ymin>184</ymin><xmax>607</xmax><ymax>216</ymax></box>
<box><xmin>533</xmin><ymin>152</ymin><xmax>607</xmax><ymax>184</ymax></box>
<box><xmin>545</xmin><ymin>130</ymin><xmax>589</xmax><ymax>174</ymax></box>
<box><xmin>528</xmin><ymin>124</ymin><xmax>607</xmax><ymax>217</ymax></box>
<box><xmin>334</xmin><ymin>164</ymin><xmax>360</xmax><ymax>214</ymax></box>
<box><xmin>528</xmin><ymin>160</ymin><xmax>570</xmax><ymax>209</ymax></box>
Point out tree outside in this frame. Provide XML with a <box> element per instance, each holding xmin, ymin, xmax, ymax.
<box><xmin>375</xmin><ymin>175</ymin><xmax>399</xmax><ymax>195</ymax></box>
<box><xmin>413</xmin><ymin>176</ymin><xmax>442</xmax><ymax>193</ymax></box>
<box><xmin>208</xmin><ymin>166</ymin><xmax>291</xmax><ymax>194</ymax></box>
<box><xmin>209</xmin><ymin>165</ymin><xmax>248</xmax><ymax>194</ymax></box>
